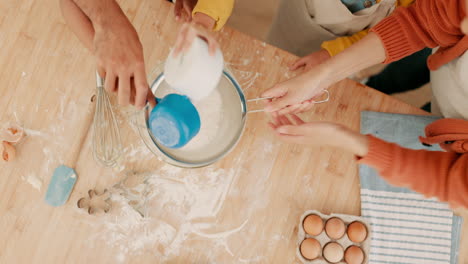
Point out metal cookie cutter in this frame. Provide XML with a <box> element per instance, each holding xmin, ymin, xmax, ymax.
<box><xmin>247</xmin><ymin>90</ymin><xmax>330</xmax><ymax>113</ymax></box>
<box><xmin>77</xmin><ymin>189</ymin><xmax>111</xmax><ymax>215</ymax></box>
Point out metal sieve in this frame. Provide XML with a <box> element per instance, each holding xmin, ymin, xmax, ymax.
<box><xmin>136</xmin><ymin>68</ymin><xmax>247</xmax><ymax>168</ymax></box>
<box><xmin>136</xmin><ymin>66</ymin><xmax>330</xmax><ymax>168</ymax></box>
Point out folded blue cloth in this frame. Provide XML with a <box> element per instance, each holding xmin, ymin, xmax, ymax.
<box><xmin>359</xmin><ymin>111</ymin><xmax>463</xmax><ymax>264</ymax></box>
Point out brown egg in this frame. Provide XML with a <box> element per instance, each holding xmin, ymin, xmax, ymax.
<box><xmin>325</xmin><ymin>217</ymin><xmax>346</xmax><ymax>239</ymax></box>
<box><xmin>345</xmin><ymin>246</ymin><xmax>365</xmax><ymax>264</ymax></box>
<box><xmin>323</xmin><ymin>242</ymin><xmax>344</xmax><ymax>263</ymax></box>
<box><xmin>303</xmin><ymin>214</ymin><xmax>324</xmax><ymax>236</ymax></box>
<box><xmin>347</xmin><ymin>221</ymin><xmax>368</xmax><ymax>243</ymax></box>
<box><xmin>300</xmin><ymin>238</ymin><xmax>321</xmax><ymax>260</ymax></box>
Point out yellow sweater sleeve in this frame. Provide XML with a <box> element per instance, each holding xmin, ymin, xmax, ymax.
<box><xmin>192</xmin><ymin>0</ymin><xmax>235</xmax><ymax>31</ymax></box>
<box><xmin>321</xmin><ymin>29</ymin><xmax>370</xmax><ymax>56</ymax></box>
<box><xmin>320</xmin><ymin>0</ymin><xmax>415</xmax><ymax>56</ymax></box>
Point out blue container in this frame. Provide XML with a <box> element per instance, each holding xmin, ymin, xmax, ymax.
<box><xmin>149</xmin><ymin>94</ymin><xmax>201</xmax><ymax>149</ymax></box>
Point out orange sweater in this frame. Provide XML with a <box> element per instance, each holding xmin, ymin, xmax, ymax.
<box><xmin>360</xmin><ymin>119</ymin><xmax>468</xmax><ymax>208</ymax></box>
<box><xmin>370</xmin><ymin>0</ymin><xmax>468</xmax><ymax>70</ymax></box>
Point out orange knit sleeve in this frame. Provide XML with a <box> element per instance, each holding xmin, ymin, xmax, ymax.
<box><xmin>359</xmin><ymin>135</ymin><xmax>468</xmax><ymax>208</ymax></box>
<box><xmin>369</xmin><ymin>0</ymin><xmax>466</xmax><ymax>69</ymax></box>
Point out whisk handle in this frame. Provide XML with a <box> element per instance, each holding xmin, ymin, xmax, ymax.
<box><xmin>96</xmin><ymin>71</ymin><xmax>104</xmax><ymax>87</ymax></box>
<box><xmin>65</xmin><ymin>94</ymin><xmax>97</xmax><ymax>168</ymax></box>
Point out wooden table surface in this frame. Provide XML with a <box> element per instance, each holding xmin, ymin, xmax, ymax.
<box><xmin>1</xmin><ymin>0</ymin><xmax>466</xmax><ymax>263</ymax></box>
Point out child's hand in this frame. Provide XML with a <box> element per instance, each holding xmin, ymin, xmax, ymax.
<box><xmin>174</xmin><ymin>0</ymin><xmax>198</xmax><ymax>22</ymax></box>
<box><xmin>173</xmin><ymin>22</ymin><xmax>219</xmax><ymax>57</ymax></box>
<box><xmin>289</xmin><ymin>49</ymin><xmax>331</xmax><ymax>72</ymax></box>
<box><xmin>269</xmin><ymin>113</ymin><xmax>369</xmax><ymax>157</ymax></box>
<box><xmin>262</xmin><ymin>67</ymin><xmax>331</xmax><ymax>115</ymax></box>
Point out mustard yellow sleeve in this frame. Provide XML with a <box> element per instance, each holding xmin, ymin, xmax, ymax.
<box><xmin>192</xmin><ymin>0</ymin><xmax>235</xmax><ymax>31</ymax></box>
<box><xmin>397</xmin><ymin>0</ymin><xmax>415</xmax><ymax>7</ymax></box>
<box><xmin>321</xmin><ymin>29</ymin><xmax>370</xmax><ymax>57</ymax></box>
<box><xmin>320</xmin><ymin>0</ymin><xmax>414</xmax><ymax>56</ymax></box>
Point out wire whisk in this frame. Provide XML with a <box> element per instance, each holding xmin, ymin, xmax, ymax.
<box><xmin>92</xmin><ymin>72</ymin><xmax>123</xmax><ymax>167</ymax></box>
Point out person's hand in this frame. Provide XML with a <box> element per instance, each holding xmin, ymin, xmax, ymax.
<box><xmin>174</xmin><ymin>0</ymin><xmax>198</xmax><ymax>22</ymax></box>
<box><xmin>94</xmin><ymin>11</ymin><xmax>156</xmax><ymax>109</ymax></box>
<box><xmin>289</xmin><ymin>49</ymin><xmax>331</xmax><ymax>72</ymax></box>
<box><xmin>269</xmin><ymin>113</ymin><xmax>369</xmax><ymax>157</ymax></box>
<box><xmin>262</xmin><ymin>66</ymin><xmax>331</xmax><ymax>115</ymax></box>
<box><xmin>173</xmin><ymin>22</ymin><xmax>219</xmax><ymax>57</ymax></box>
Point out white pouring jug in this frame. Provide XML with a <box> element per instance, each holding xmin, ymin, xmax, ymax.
<box><xmin>164</xmin><ymin>37</ymin><xmax>224</xmax><ymax>101</ymax></box>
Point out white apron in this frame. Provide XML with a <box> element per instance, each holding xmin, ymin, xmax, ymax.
<box><xmin>267</xmin><ymin>0</ymin><xmax>396</xmax><ymax>56</ymax></box>
<box><xmin>430</xmin><ymin>50</ymin><xmax>468</xmax><ymax>119</ymax></box>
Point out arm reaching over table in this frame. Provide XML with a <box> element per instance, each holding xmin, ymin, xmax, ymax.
<box><xmin>269</xmin><ymin>114</ymin><xmax>468</xmax><ymax>208</ymax></box>
<box><xmin>263</xmin><ymin>33</ymin><xmax>386</xmax><ymax>115</ymax></box>
<box><xmin>263</xmin><ymin>0</ymin><xmax>468</xmax><ymax>115</ymax></box>
<box><xmin>60</xmin><ymin>0</ymin><xmax>156</xmax><ymax>108</ymax></box>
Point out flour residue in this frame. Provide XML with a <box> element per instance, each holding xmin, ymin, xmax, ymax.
<box><xmin>22</xmin><ymin>173</ymin><xmax>42</xmax><ymax>191</ymax></box>
<box><xmin>91</xmin><ymin>164</ymin><xmax>249</xmax><ymax>262</ymax></box>
<box><xmin>226</xmin><ymin>66</ymin><xmax>262</xmax><ymax>92</ymax></box>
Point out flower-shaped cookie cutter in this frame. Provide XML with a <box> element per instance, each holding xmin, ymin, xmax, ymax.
<box><xmin>77</xmin><ymin>189</ymin><xmax>111</xmax><ymax>215</ymax></box>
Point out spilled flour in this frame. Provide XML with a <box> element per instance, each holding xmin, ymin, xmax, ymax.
<box><xmin>89</xmin><ymin>165</ymin><xmax>247</xmax><ymax>262</ymax></box>
<box><xmin>22</xmin><ymin>173</ymin><xmax>42</xmax><ymax>191</ymax></box>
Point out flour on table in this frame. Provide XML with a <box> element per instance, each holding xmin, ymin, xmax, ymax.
<box><xmin>22</xmin><ymin>173</ymin><xmax>42</xmax><ymax>191</ymax></box>
<box><xmin>90</xmin><ymin>165</ymin><xmax>247</xmax><ymax>262</ymax></box>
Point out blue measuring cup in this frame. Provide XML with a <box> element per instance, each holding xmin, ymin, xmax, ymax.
<box><xmin>148</xmin><ymin>94</ymin><xmax>201</xmax><ymax>149</ymax></box>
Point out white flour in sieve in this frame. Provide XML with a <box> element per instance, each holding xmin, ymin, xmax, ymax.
<box><xmin>179</xmin><ymin>89</ymin><xmax>223</xmax><ymax>151</ymax></box>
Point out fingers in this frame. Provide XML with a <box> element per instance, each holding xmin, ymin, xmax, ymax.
<box><xmin>147</xmin><ymin>89</ymin><xmax>157</xmax><ymax>107</ymax></box>
<box><xmin>193</xmin><ymin>25</ymin><xmax>218</xmax><ymax>56</ymax></box>
<box><xmin>130</xmin><ymin>83</ymin><xmax>136</xmax><ymax>106</ymax></box>
<box><xmin>289</xmin><ymin>114</ymin><xmax>305</xmax><ymax>125</ymax></box>
<box><xmin>265</xmin><ymin>92</ymin><xmax>298</xmax><ymax>113</ymax></box>
<box><xmin>97</xmin><ymin>67</ymin><xmax>106</xmax><ymax>79</ymax></box>
<box><xmin>278</xmin><ymin>115</ymin><xmax>293</xmax><ymax>126</ymax></box>
<box><xmin>297</xmin><ymin>100</ymin><xmax>313</xmax><ymax>113</ymax></box>
<box><xmin>207</xmin><ymin>38</ymin><xmax>218</xmax><ymax>56</ymax></box>
<box><xmin>118</xmin><ymin>73</ymin><xmax>131</xmax><ymax>106</ymax></box>
<box><xmin>261</xmin><ymin>83</ymin><xmax>288</xmax><ymax>100</ymax></box>
<box><xmin>173</xmin><ymin>23</ymin><xmax>190</xmax><ymax>57</ymax></box>
<box><xmin>304</xmin><ymin>63</ymin><xmax>314</xmax><ymax>72</ymax></box>
<box><xmin>183</xmin><ymin>2</ymin><xmax>193</xmax><ymax>22</ymax></box>
<box><xmin>270</xmin><ymin>113</ymin><xmax>304</xmax><ymax>128</ymax></box>
<box><xmin>289</xmin><ymin>57</ymin><xmax>306</xmax><ymax>71</ymax></box>
<box><xmin>181</xmin><ymin>28</ymin><xmax>196</xmax><ymax>54</ymax></box>
<box><xmin>174</xmin><ymin>0</ymin><xmax>183</xmax><ymax>21</ymax></box>
<box><xmin>134</xmin><ymin>64</ymin><xmax>149</xmax><ymax>109</ymax></box>
<box><xmin>104</xmin><ymin>72</ymin><xmax>117</xmax><ymax>93</ymax></box>
<box><xmin>276</xmin><ymin>103</ymin><xmax>302</xmax><ymax>116</ymax></box>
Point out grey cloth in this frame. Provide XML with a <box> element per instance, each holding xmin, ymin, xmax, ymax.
<box><xmin>360</xmin><ymin>111</ymin><xmax>463</xmax><ymax>264</ymax></box>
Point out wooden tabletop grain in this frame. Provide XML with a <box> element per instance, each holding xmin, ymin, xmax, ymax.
<box><xmin>0</xmin><ymin>0</ymin><xmax>466</xmax><ymax>263</ymax></box>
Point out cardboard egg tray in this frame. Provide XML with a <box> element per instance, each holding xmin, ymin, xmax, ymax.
<box><xmin>296</xmin><ymin>210</ymin><xmax>372</xmax><ymax>264</ymax></box>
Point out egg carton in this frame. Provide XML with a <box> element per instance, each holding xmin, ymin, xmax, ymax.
<box><xmin>296</xmin><ymin>210</ymin><xmax>372</xmax><ymax>264</ymax></box>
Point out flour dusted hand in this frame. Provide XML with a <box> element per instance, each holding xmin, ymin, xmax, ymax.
<box><xmin>173</xmin><ymin>22</ymin><xmax>219</xmax><ymax>57</ymax></box>
<box><xmin>165</xmin><ymin>33</ymin><xmax>224</xmax><ymax>101</ymax></box>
